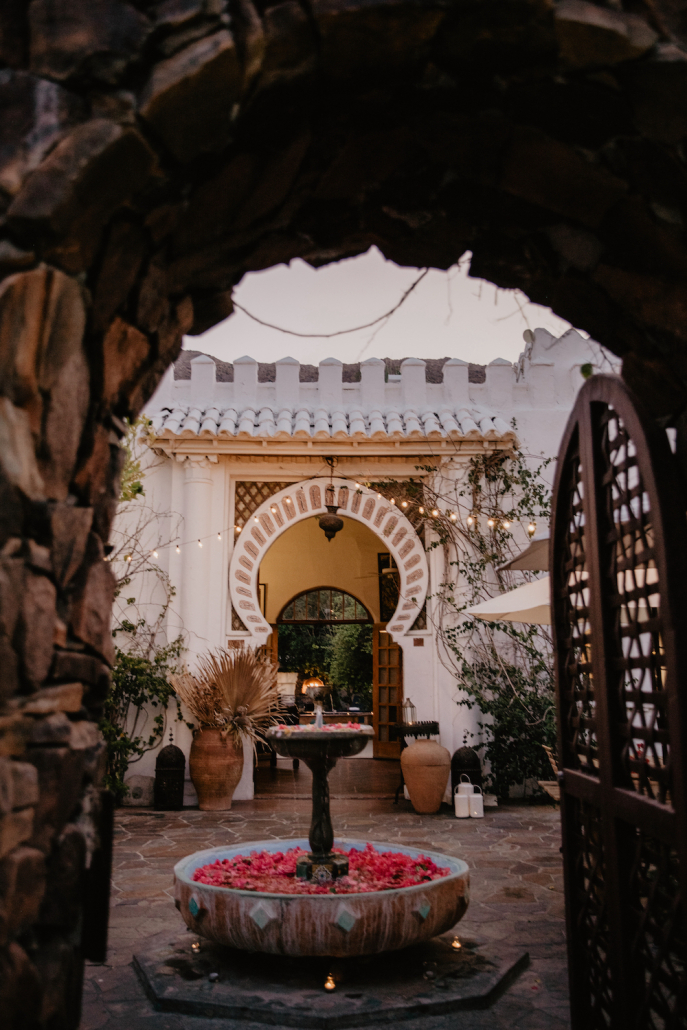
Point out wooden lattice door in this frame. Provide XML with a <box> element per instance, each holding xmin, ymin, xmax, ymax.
<box><xmin>372</xmin><ymin>626</ymin><xmax>403</xmax><ymax>759</ymax></box>
<box><xmin>551</xmin><ymin>375</ymin><xmax>687</xmax><ymax>1029</ymax></box>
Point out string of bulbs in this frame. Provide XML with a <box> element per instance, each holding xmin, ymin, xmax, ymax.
<box><xmin>110</xmin><ymin>472</ymin><xmax>537</xmax><ymax>564</ymax></box>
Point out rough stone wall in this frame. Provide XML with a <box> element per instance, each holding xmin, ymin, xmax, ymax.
<box><xmin>1</xmin><ymin>1</ymin><xmax>687</xmax><ymax>1027</ymax></box>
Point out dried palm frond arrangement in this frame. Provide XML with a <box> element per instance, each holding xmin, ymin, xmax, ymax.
<box><xmin>170</xmin><ymin>647</ymin><xmax>280</xmax><ymax>748</ymax></box>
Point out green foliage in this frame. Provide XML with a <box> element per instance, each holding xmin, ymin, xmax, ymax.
<box><xmin>119</xmin><ymin>415</ymin><xmax>152</xmax><ymax>502</ymax></box>
<box><xmin>101</xmin><ymin>625</ymin><xmax>187</xmax><ymax>802</ymax></box>
<box><xmin>370</xmin><ymin>449</ymin><xmax>555</xmax><ymax>799</ymax></box>
<box><xmin>278</xmin><ymin>624</ymin><xmax>334</xmax><ymax>680</ymax></box>
<box><xmin>277</xmin><ymin>623</ymin><xmax>373</xmax><ymax>710</ymax></box>
<box><xmin>328</xmin><ymin>624</ymin><xmax>373</xmax><ymax>710</ymax></box>
<box><xmin>433</xmin><ymin>451</ymin><xmax>554</xmax><ymax>797</ymax></box>
<box><xmin>446</xmin><ymin>621</ymin><xmax>556</xmax><ymax>797</ymax></box>
<box><xmin>101</xmin><ymin>415</ymin><xmax>187</xmax><ymax>802</ymax></box>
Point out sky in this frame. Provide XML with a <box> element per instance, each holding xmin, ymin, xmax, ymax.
<box><xmin>184</xmin><ymin>247</ymin><xmax>577</xmax><ymax>367</ymax></box>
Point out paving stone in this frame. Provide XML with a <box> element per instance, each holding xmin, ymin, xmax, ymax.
<box><xmin>80</xmin><ymin>800</ymin><xmax>569</xmax><ymax>1030</ymax></box>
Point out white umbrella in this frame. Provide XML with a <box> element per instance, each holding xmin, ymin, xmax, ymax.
<box><xmin>467</xmin><ymin>565</ymin><xmax>658</xmax><ymax>627</ymax></box>
<box><xmin>498</xmin><ymin>531</ymin><xmax>549</xmax><ymax>572</ymax></box>
<box><xmin>466</xmin><ymin>577</ymin><xmax>551</xmax><ymax>626</ymax></box>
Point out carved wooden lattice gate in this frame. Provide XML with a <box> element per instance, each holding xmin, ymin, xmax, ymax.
<box><xmin>551</xmin><ymin>375</ymin><xmax>687</xmax><ymax>1029</ymax></box>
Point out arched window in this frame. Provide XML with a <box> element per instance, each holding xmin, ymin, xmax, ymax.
<box><xmin>279</xmin><ymin>588</ymin><xmax>371</xmax><ymax>624</ymax></box>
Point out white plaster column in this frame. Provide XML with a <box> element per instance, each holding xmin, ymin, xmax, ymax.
<box><xmin>233</xmin><ymin>355</ymin><xmax>258</xmax><ymax>408</ymax></box>
<box><xmin>190</xmin><ymin>353</ymin><xmax>216</xmax><ymax>407</ymax></box>
<box><xmin>485</xmin><ymin>357</ymin><xmax>514</xmax><ymax>411</ymax></box>
<box><xmin>319</xmin><ymin>357</ymin><xmax>343</xmax><ymax>410</ymax></box>
<box><xmin>361</xmin><ymin>357</ymin><xmax>385</xmax><ymax>409</ymax></box>
<box><xmin>401</xmin><ymin>358</ymin><xmax>427</xmax><ymax>411</ymax></box>
<box><xmin>275</xmin><ymin>356</ymin><xmax>300</xmax><ymax>408</ymax></box>
<box><xmin>180</xmin><ymin>456</ymin><xmax>214</xmax><ymax>656</ymax></box>
<box><xmin>443</xmin><ymin>358</ymin><xmax>470</xmax><ymax>407</ymax></box>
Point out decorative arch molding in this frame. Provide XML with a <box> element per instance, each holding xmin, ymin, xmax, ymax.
<box><xmin>229</xmin><ymin>478</ymin><xmax>429</xmax><ymax>646</ymax></box>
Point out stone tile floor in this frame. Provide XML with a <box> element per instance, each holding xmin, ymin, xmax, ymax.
<box><xmin>82</xmin><ymin>797</ymin><xmax>570</xmax><ymax>1030</ymax></box>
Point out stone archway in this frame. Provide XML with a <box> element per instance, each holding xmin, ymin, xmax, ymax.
<box><xmin>230</xmin><ymin>477</ymin><xmax>429</xmax><ymax>644</ymax></box>
<box><xmin>2</xmin><ymin>1</ymin><xmax>687</xmax><ymax>1026</ymax></box>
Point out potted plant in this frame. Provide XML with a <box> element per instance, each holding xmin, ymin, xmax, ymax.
<box><xmin>171</xmin><ymin>648</ymin><xmax>279</xmax><ymax>810</ymax></box>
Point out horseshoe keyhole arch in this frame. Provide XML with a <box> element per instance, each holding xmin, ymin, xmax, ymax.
<box><xmin>229</xmin><ymin>478</ymin><xmax>429</xmax><ymax>646</ymax></box>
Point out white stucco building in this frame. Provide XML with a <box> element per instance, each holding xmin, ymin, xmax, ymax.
<box><xmin>119</xmin><ymin>327</ymin><xmax>612</xmax><ymax>803</ymax></box>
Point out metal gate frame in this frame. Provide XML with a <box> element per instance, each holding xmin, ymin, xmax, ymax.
<box><xmin>551</xmin><ymin>375</ymin><xmax>687</xmax><ymax>1028</ymax></box>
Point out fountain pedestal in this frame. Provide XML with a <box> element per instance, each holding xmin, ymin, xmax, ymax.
<box><xmin>266</xmin><ymin>725</ymin><xmax>372</xmax><ymax>881</ymax></box>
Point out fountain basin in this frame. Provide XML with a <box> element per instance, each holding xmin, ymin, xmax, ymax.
<box><xmin>173</xmin><ymin>838</ymin><xmax>469</xmax><ymax>956</ymax></box>
<box><xmin>266</xmin><ymin>725</ymin><xmax>373</xmax><ymax>762</ymax></box>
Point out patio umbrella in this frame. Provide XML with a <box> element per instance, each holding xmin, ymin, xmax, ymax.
<box><xmin>467</xmin><ymin>566</ymin><xmax>658</xmax><ymax>627</ymax></box>
<box><xmin>466</xmin><ymin>577</ymin><xmax>551</xmax><ymax>626</ymax></box>
<box><xmin>498</xmin><ymin>531</ymin><xmax>549</xmax><ymax>572</ymax></box>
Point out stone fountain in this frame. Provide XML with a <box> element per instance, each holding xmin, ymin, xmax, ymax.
<box><xmin>135</xmin><ymin>722</ymin><xmax>528</xmax><ymax>1024</ymax></box>
<box><xmin>172</xmin><ymin>722</ymin><xmax>469</xmax><ymax>955</ymax></box>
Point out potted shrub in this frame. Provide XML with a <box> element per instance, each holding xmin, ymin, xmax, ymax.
<box><xmin>171</xmin><ymin>648</ymin><xmax>278</xmax><ymax>810</ymax></box>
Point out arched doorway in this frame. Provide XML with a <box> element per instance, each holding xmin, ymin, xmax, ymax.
<box><xmin>255</xmin><ymin>497</ymin><xmax>413</xmax><ymax>759</ymax></box>
<box><xmin>229</xmin><ymin>477</ymin><xmax>429</xmax><ymax>646</ymax></box>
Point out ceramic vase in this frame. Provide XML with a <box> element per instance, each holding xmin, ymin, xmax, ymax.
<box><xmin>189</xmin><ymin>728</ymin><xmax>244</xmax><ymax>810</ymax></box>
<box><xmin>401</xmin><ymin>739</ymin><xmax>451</xmax><ymax>813</ymax></box>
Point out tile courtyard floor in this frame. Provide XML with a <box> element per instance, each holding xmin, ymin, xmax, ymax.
<box><xmin>82</xmin><ymin>793</ymin><xmax>570</xmax><ymax>1030</ymax></box>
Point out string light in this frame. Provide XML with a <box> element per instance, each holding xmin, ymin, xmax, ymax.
<box><xmin>467</xmin><ymin>515</ymin><xmax>474</xmax><ymax>526</ymax></box>
<box><xmin>110</xmin><ymin>474</ymin><xmax>457</xmax><ymax>562</ymax></box>
<box><xmin>487</xmin><ymin>518</ymin><xmax>495</xmax><ymax>528</ymax></box>
<box><xmin>528</xmin><ymin>521</ymin><xmax>537</xmax><ymax>537</ymax></box>
<box><xmin>502</xmin><ymin>520</ymin><xmax>510</xmax><ymax>530</ymax></box>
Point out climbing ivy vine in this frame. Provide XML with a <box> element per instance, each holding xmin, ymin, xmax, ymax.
<box><xmin>101</xmin><ymin>417</ymin><xmax>187</xmax><ymax>802</ymax></box>
<box><xmin>372</xmin><ymin>440</ymin><xmax>556</xmax><ymax>798</ymax></box>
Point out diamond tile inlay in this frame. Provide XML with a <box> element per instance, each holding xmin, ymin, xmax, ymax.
<box><xmin>415</xmin><ymin>901</ymin><xmax>431</xmax><ymax>921</ymax></box>
<box><xmin>334</xmin><ymin>904</ymin><xmax>357</xmax><ymax>933</ymax></box>
<box><xmin>249</xmin><ymin>901</ymin><xmax>278</xmax><ymax>930</ymax></box>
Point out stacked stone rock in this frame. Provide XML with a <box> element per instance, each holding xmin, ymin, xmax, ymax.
<box><xmin>0</xmin><ymin>1</ymin><xmax>686</xmax><ymax>1027</ymax></box>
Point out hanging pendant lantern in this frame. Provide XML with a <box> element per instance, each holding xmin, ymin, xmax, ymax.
<box><xmin>318</xmin><ymin>457</ymin><xmax>345</xmax><ymax>541</ymax></box>
<box><xmin>319</xmin><ymin>505</ymin><xmax>344</xmax><ymax>542</ymax></box>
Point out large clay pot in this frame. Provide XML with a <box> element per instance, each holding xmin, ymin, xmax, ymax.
<box><xmin>401</xmin><ymin>739</ymin><xmax>451</xmax><ymax>814</ymax></box>
<box><xmin>189</xmin><ymin>728</ymin><xmax>244</xmax><ymax>810</ymax></box>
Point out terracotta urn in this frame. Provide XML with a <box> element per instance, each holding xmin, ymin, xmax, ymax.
<box><xmin>401</xmin><ymin>739</ymin><xmax>451</xmax><ymax>814</ymax></box>
<box><xmin>189</xmin><ymin>728</ymin><xmax>244</xmax><ymax>810</ymax></box>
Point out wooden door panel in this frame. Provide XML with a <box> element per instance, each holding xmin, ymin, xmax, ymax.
<box><xmin>373</xmin><ymin>625</ymin><xmax>402</xmax><ymax>758</ymax></box>
<box><xmin>551</xmin><ymin>375</ymin><xmax>687</xmax><ymax>1029</ymax></box>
